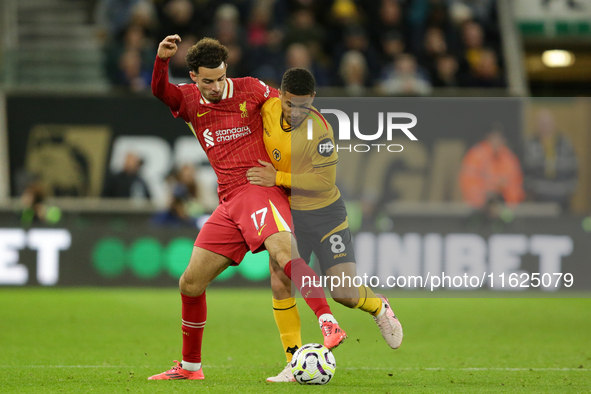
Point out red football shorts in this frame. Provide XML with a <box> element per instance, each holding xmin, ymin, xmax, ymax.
<box><xmin>194</xmin><ymin>183</ymin><xmax>293</xmax><ymax>264</ymax></box>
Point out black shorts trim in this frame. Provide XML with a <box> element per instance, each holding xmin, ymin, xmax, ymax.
<box><xmin>292</xmin><ymin>196</ymin><xmax>356</xmax><ymax>274</ymax></box>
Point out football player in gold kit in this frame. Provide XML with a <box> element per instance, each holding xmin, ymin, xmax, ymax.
<box><xmin>247</xmin><ymin>68</ymin><xmax>404</xmax><ymax>382</ymax></box>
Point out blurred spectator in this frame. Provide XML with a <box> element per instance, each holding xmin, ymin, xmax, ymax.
<box><xmin>152</xmin><ymin>164</ymin><xmax>205</xmax><ymax>227</ymax></box>
<box><xmin>448</xmin><ymin>0</ymin><xmax>474</xmax><ymax>27</ymax></box>
<box><xmin>283</xmin><ymin>8</ymin><xmax>326</xmax><ymax>49</ymax></box>
<box><xmin>426</xmin><ymin>0</ymin><xmax>453</xmax><ymax>31</ymax></box>
<box><xmin>104</xmin><ymin>24</ymin><xmax>155</xmax><ymax>91</ymax></box>
<box><xmin>380</xmin><ymin>31</ymin><xmax>406</xmax><ymax>64</ymax></box>
<box><xmin>130</xmin><ymin>1</ymin><xmax>158</xmax><ymax>38</ymax></box>
<box><xmin>20</xmin><ymin>181</ymin><xmax>62</xmax><ymax>226</ymax></box>
<box><xmin>94</xmin><ymin>0</ymin><xmax>156</xmax><ymax>42</ymax></box>
<box><xmin>523</xmin><ymin>109</ymin><xmax>578</xmax><ymax>210</ymax></box>
<box><xmin>460</xmin><ymin>125</ymin><xmax>525</xmax><ymax>208</ymax></box>
<box><xmin>151</xmin><ymin>183</ymin><xmax>195</xmax><ymax>227</ymax></box>
<box><xmin>460</xmin><ymin>21</ymin><xmax>483</xmax><ymax>63</ymax></box>
<box><xmin>247</xmin><ymin>0</ymin><xmax>274</xmax><ymax>48</ymax></box>
<box><xmin>226</xmin><ymin>43</ymin><xmax>248</xmax><ymax>78</ymax></box>
<box><xmin>379</xmin><ymin>54</ymin><xmax>433</xmax><ymax>96</ymax></box>
<box><xmin>326</xmin><ymin>0</ymin><xmax>362</xmax><ymax>52</ymax></box>
<box><xmin>367</xmin><ymin>0</ymin><xmax>407</xmax><ymax>51</ymax></box>
<box><xmin>102</xmin><ymin>152</ymin><xmax>151</xmax><ymax>200</ymax></box>
<box><xmin>209</xmin><ymin>3</ymin><xmax>246</xmax><ymax>47</ymax></box>
<box><xmin>155</xmin><ymin>0</ymin><xmax>201</xmax><ymax>39</ymax></box>
<box><xmin>99</xmin><ymin>1</ymin><xmax>506</xmax><ymax>92</ymax></box>
<box><xmin>333</xmin><ymin>25</ymin><xmax>382</xmax><ymax>86</ymax></box>
<box><xmin>168</xmin><ymin>35</ymin><xmax>198</xmax><ymax>84</ymax></box>
<box><xmin>407</xmin><ymin>0</ymin><xmax>454</xmax><ymax>55</ymax></box>
<box><xmin>449</xmin><ymin>0</ymin><xmax>496</xmax><ymax>26</ymax></box>
<box><xmin>458</xmin><ymin>20</ymin><xmax>499</xmax><ymax>80</ymax></box>
<box><xmin>330</xmin><ymin>0</ymin><xmax>360</xmax><ymax>27</ymax></box>
<box><xmin>120</xmin><ymin>20</ymin><xmax>153</xmax><ymax>53</ymax></box>
<box><xmin>176</xmin><ymin>164</ymin><xmax>196</xmax><ymax>193</ymax></box>
<box><xmin>432</xmin><ymin>53</ymin><xmax>460</xmax><ymax>87</ymax></box>
<box><xmin>285</xmin><ymin>43</ymin><xmax>330</xmax><ymax>87</ymax></box>
<box><xmin>461</xmin><ymin>48</ymin><xmax>504</xmax><ymax>87</ymax></box>
<box><xmin>250</xmin><ymin>28</ymin><xmax>285</xmax><ymax>87</ymax></box>
<box><xmin>419</xmin><ymin>26</ymin><xmax>448</xmax><ymax>80</ymax></box>
<box><xmin>116</xmin><ymin>49</ymin><xmax>153</xmax><ymax>91</ymax></box>
<box><xmin>338</xmin><ymin>50</ymin><xmax>369</xmax><ymax>96</ymax></box>
<box><xmin>177</xmin><ymin>164</ymin><xmax>208</xmax><ymax>216</ymax></box>
<box><xmin>207</xmin><ymin>4</ymin><xmax>249</xmax><ymax>78</ymax></box>
<box><xmin>282</xmin><ymin>6</ymin><xmax>329</xmax><ymax>74</ymax></box>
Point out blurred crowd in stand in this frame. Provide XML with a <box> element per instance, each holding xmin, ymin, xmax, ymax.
<box><xmin>355</xmin><ymin>107</ymin><xmax>580</xmax><ymax>231</ymax></box>
<box><xmin>459</xmin><ymin>109</ymin><xmax>578</xmax><ymax>213</ymax></box>
<box><xmin>94</xmin><ymin>0</ymin><xmax>506</xmax><ymax>93</ymax></box>
<box><xmin>83</xmin><ymin>0</ymin><xmax>581</xmax><ymax>226</ymax></box>
<box><xmin>100</xmin><ymin>153</ymin><xmax>210</xmax><ymax>227</ymax></box>
<box><xmin>151</xmin><ymin>164</ymin><xmax>209</xmax><ymax>227</ymax></box>
<box><xmin>102</xmin><ymin>152</ymin><xmax>151</xmax><ymax>200</ymax></box>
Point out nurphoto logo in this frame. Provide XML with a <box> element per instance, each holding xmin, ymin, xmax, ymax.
<box><xmin>307</xmin><ymin>109</ymin><xmax>417</xmax><ymax>153</ymax></box>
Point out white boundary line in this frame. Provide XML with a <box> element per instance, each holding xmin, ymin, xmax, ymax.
<box><xmin>0</xmin><ymin>366</ymin><xmax>588</xmax><ymax>371</ymax></box>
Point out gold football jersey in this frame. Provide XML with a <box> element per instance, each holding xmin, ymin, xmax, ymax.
<box><xmin>261</xmin><ymin>97</ymin><xmax>340</xmax><ymax>211</ymax></box>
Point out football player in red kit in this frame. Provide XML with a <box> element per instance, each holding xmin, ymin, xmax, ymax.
<box><xmin>147</xmin><ymin>35</ymin><xmax>346</xmax><ymax>380</ymax></box>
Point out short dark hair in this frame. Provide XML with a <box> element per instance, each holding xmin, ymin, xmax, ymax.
<box><xmin>185</xmin><ymin>38</ymin><xmax>228</xmax><ymax>73</ymax></box>
<box><xmin>281</xmin><ymin>68</ymin><xmax>316</xmax><ymax>96</ymax></box>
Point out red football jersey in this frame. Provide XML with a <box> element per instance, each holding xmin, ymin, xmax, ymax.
<box><xmin>152</xmin><ymin>56</ymin><xmax>279</xmax><ymax>201</ymax></box>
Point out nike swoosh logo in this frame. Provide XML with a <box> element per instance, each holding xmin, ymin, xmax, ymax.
<box><xmin>257</xmin><ymin>224</ymin><xmax>267</xmax><ymax>236</ymax></box>
<box><xmin>197</xmin><ymin>111</ymin><xmax>211</xmax><ymax>117</ymax></box>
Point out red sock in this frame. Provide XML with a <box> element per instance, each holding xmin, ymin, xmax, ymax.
<box><xmin>181</xmin><ymin>292</ymin><xmax>207</xmax><ymax>363</ymax></box>
<box><xmin>284</xmin><ymin>258</ymin><xmax>331</xmax><ymax>319</ymax></box>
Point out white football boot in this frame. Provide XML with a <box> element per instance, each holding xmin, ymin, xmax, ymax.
<box><xmin>266</xmin><ymin>362</ymin><xmax>296</xmax><ymax>383</ymax></box>
<box><xmin>373</xmin><ymin>294</ymin><xmax>403</xmax><ymax>349</ymax></box>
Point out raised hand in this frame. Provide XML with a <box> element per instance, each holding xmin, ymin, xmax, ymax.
<box><xmin>157</xmin><ymin>35</ymin><xmax>181</xmax><ymax>60</ymax></box>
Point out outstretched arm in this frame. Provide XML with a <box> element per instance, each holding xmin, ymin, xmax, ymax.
<box><xmin>247</xmin><ymin>160</ymin><xmax>335</xmax><ymax>192</ymax></box>
<box><xmin>152</xmin><ymin>35</ymin><xmax>184</xmax><ymax>114</ymax></box>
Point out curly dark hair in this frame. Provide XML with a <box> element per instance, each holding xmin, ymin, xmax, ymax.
<box><xmin>185</xmin><ymin>38</ymin><xmax>228</xmax><ymax>73</ymax></box>
<box><xmin>281</xmin><ymin>68</ymin><xmax>316</xmax><ymax>96</ymax></box>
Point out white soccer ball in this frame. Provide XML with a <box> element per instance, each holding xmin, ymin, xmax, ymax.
<box><xmin>290</xmin><ymin>343</ymin><xmax>336</xmax><ymax>385</ymax></box>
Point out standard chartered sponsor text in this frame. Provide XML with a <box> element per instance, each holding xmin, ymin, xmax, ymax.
<box><xmin>215</xmin><ymin>126</ymin><xmax>252</xmax><ymax>142</ymax></box>
<box><xmin>302</xmin><ymin>272</ymin><xmax>574</xmax><ymax>292</ymax></box>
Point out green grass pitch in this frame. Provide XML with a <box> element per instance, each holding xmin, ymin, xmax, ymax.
<box><xmin>1</xmin><ymin>288</ymin><xmax>590</xmax><ymax>393</ymax></box>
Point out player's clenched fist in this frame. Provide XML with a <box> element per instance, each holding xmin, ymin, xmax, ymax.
<box><xmin>157</xmin><ymin>35</ymin><xmax>181</xmax><ymax>60</ymax></box>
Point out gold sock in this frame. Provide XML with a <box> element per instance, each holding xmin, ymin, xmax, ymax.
<box><xmin>353</xmin><ymin>285</ymin><xmax>383</xmax><ymax>316</ymax></box>
<box><xmin>272</xmin><ymin>297</ymin><xmax>302</xmax><ymax>362</ymax></box>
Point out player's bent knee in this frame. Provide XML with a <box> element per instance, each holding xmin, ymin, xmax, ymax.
<box><xmin>264</xmin><ymin>232</ymin><xmax>299</xmax><ymax>268</ymax></box>
<box><xmin>332</xmin><ymin>297</ymin><xmax>358</xmax><ymax>309</ymax></box>
<box><xmin>267</xmin><ymin>246</ymin><xmax>292</xmax><ymax>268</ymax></box>
<box><xmin>273</xmin><ymin>252</ymin><xmax>292</xmax><ymax>269</ymax></box>
<box><xmin>179</xmin><ymin>274</ymin><xmax>206</xmax><ymax>297</ymax></box>
<box><xmin>331</xmin><ymin>285</ymin><xmax>360</xmax><ymax>308</ymax></box>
